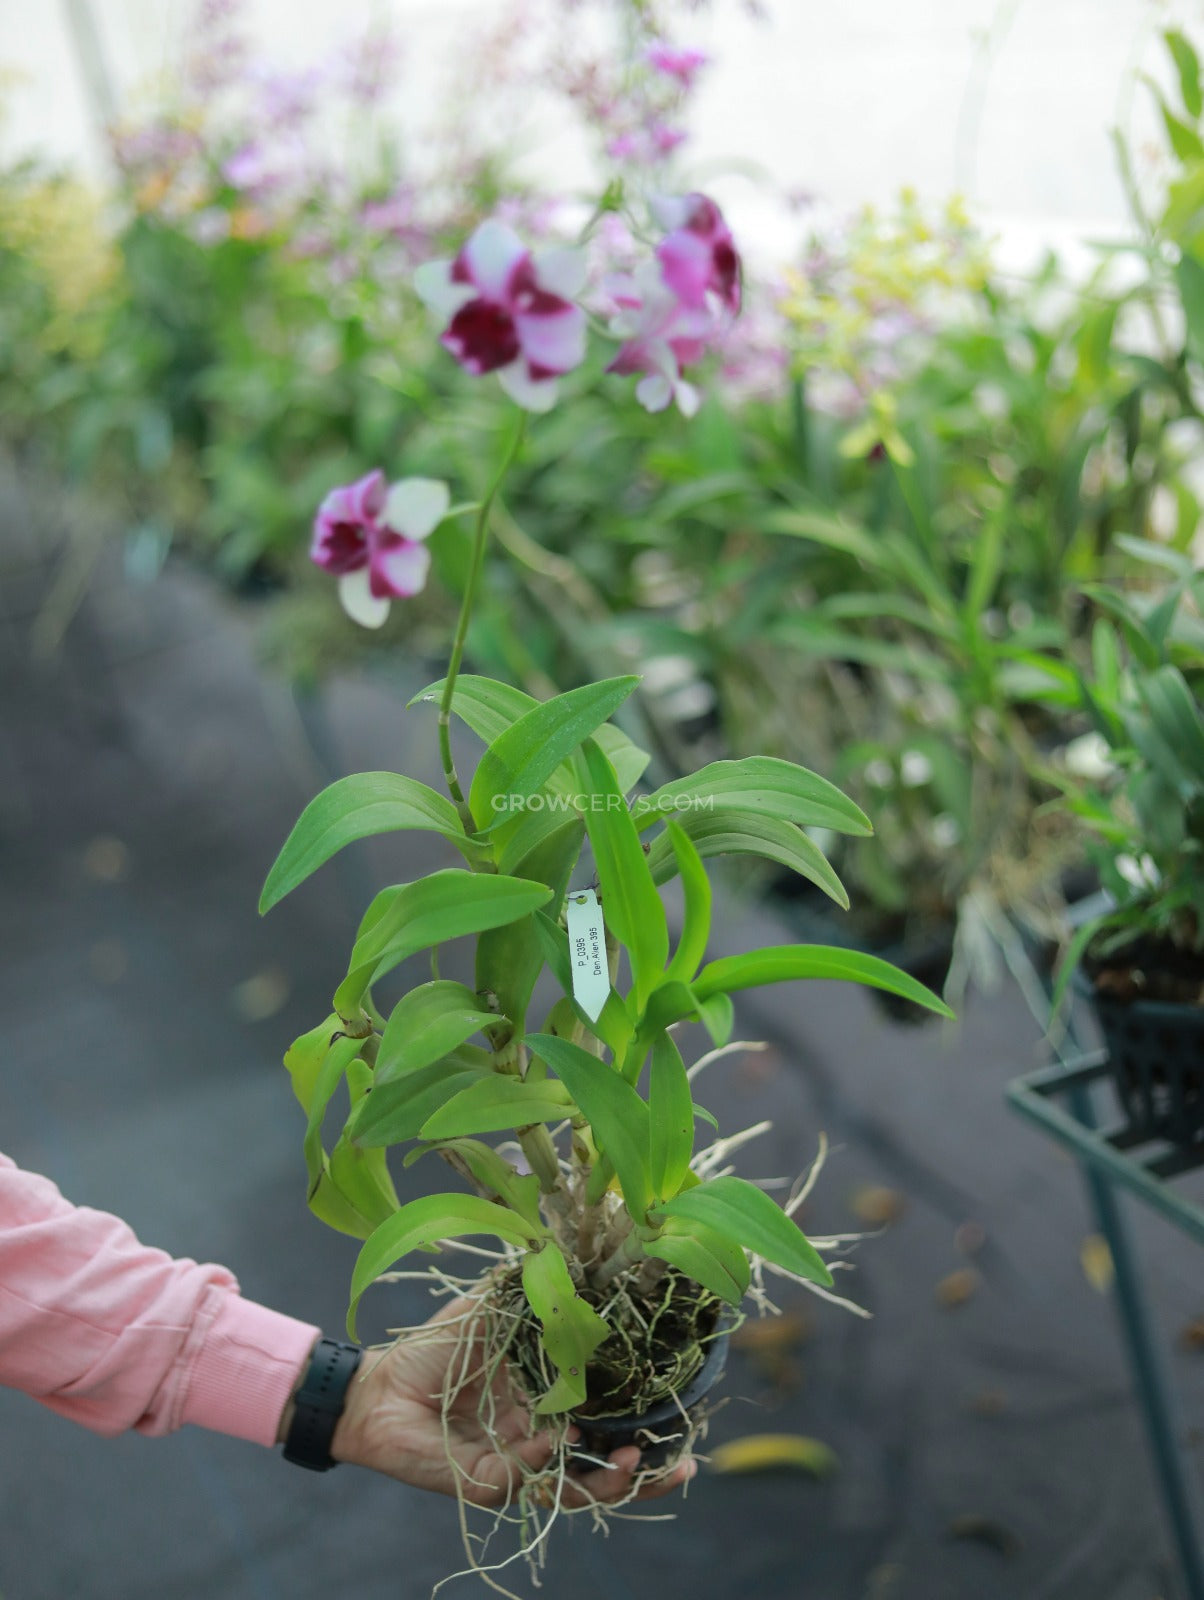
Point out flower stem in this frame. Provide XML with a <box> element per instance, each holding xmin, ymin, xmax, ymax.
<box><xmin>438</xmin><ymin>410</ymin><xmax>529</xmax><ymax>829</ymax></box>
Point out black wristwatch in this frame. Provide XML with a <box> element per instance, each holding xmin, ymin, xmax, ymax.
<box><xmin>281</xmin><ymin>1336</ymin><xmax>363</xmax><ymax>1472</ymax></box>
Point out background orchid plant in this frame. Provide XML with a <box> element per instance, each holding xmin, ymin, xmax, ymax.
<box><xmin>262</xmin><ymin>180</ymin><xmax>952</xmax><ymax>1525</ymax></box>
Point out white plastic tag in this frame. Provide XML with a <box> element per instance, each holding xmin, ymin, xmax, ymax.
<box><xmin>565</xmin><ymin>888</ymin><xmax>609</xmax><ymax>1022</ymax></box>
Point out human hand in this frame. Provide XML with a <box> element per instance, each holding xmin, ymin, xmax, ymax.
<box><xmin>327</xmin><ymin>1294</ymin><xmax>697</xmax><ymax>1507</ymax></box>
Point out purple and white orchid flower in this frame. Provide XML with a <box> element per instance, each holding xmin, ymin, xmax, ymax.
<box><xmin>605</xmin><ymin>193</ymin><xmax>742</xmax><ymax>416</ymax></box>
<box><xmin>310</xmin><ymin>470</ymin><xmax>449</xmax><ymax>628</ymax></box>
<box><xmin>414</xmin><ymin>220</ymin><xmax>587</xmax><ymax>413</ymax></box>
<box><xmin>605</xmin><ymin>262</ymin><xmax>711</xmax><ymax>417</ymax></box>
<box><xmin>653</xmin><ymin>193</ymin><xmax>741</xmax><ymax>316</ymax></box>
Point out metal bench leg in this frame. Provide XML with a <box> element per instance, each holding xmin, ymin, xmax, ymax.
<box><xmin>1068</xmin><ymin>1081</ymin><xmax>1204</xmax><ymax>1600</ymax></box>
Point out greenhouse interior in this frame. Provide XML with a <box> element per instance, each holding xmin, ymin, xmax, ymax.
<box><xmin>5</xmin><ymin>3</ymin><xmax>1204</xmax><ymax>1598</ymax></box>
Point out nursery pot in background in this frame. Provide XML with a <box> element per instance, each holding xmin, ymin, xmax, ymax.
<box><xmin>1077</xmin><ymin>958</ymin><xmax>1204</xmax><ymax>1149</ymax></box>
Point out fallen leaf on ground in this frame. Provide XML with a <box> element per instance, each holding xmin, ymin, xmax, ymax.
<box><xmin>968</xmin><ymin>1388</ymin><xmax>1008</xmax><ymax>1417</ymax></box>
<box><xmin>732</xmin><ymin>1310</ymin><xmax>810</xmax><ymax>1392</ymax></box>
<box><xmin>232</xmin><ymin>968</ymin><xmax>290</xmax><ymax>1022</ymax></box>
<box><xmin>88</xmin><ymin>939</ymin><xmax>128</xmax><ymax>983</ymax></box>
<box><xmin>947</xmin><ymin>1514</ymin><xmax>1021</xmax><ymax>1558</ymax></box>
<box><xmin>708</xmin><ymin>1434</ymin><xmax>837</xmax><ymax>1477</ymax></box>
<box><xmin>82</xmin><ymin>836</ymin><xmax>129</xmax><ymax>883</ymax></box>
<box><xmin>864</xmin><ymin>1564</ymin><xmax>903</xmax><ymax>1599</ymax></box>
<box><xmin>954</xmin><ymin>1220</ymin><xmax>986</xmax><ymax>1256</ymax></box>
<box><xmin>1180</xmin><ymin>1316</ymin><xmax>1204</xmax><ymax>1351</ymax></box>
<box><xmin>852</xmin><ymin>1185</ymin><xmax>906</xmax><ymax>1226</ymax></box>
<box><xmin>731</xmin><ymin>1311</ymin><xmax>812</xmax><ymax>1352</ymax></box>
<box><xmin>1080</xmin><ymin>1233</ymin><xmax>1114</xmax><ymax>1294</ymax></box>
<box><xmin>935</xmin><ymin>1268</ymin><xmax>980</xmax><ymax>1308</ymax></box>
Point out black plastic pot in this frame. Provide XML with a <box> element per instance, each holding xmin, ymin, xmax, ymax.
<box><xmin>568</xmin><ymin>1322</ymin><xmax>731</xmax><ymax>1471</ymax></box>
<box><xmin>1078</xmin><ymin>971</ymin><xmax>1204</xmax><ymax>1148</ymax></box>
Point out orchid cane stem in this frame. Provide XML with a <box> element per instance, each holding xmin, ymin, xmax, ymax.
<box><xmin>438</xmin><ymin>410</ymin><xmax>528</xmax><ymax>831</ymax></box>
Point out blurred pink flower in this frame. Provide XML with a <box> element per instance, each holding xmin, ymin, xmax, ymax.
<box><xmin>645</xmin><ymin>45</ymin><xmax>709</xmax><ymax>88</ymax></box>
<box><xmin>311</xmin><ymin>472</ymin><xmax>449</xmax><ymax>628</ymax></box>
<box><xmin>414</xmin><ymin>220</ymin><xmax>587</xmax><ymax>412</ymax></box>
<box><xmin>605</xmin><ymin>263</ymin><xmax>712</xmax><ymax>417</ymax></box>
<box><xmin>250</xmin><ymin>66</ymin><xmax>325</xmax><ymax>129</ymax></box>
<box><xmin>605</xmin><ymin>132</ymin><xmax>641</xmax><ymax>162</ymax></box>
<box><xmin>653</xmin><ymin>193</ymin><xmax>741</xmax><ymax>314</ymax></box>
<box><xmin>341</xmin><ymin>21</ymin><xmax>404</xmax><ymax>104</ymax></box>
<box><xmin>222</xmin><ymin>142</ymin><xmax>284</xmax><ymax>193</ymax></box>
<box><xmin>651</xmin><ymin>122</ymin><xmax>688</xmax><ymax>156</ymax></box>
<box><xmin>605</xmin><ymin>192</ymin><xmax>742</xmax><ymax>416</ymax></box>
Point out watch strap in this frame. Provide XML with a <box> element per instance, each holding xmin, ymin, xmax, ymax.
<box><xmin>282</xmin><ymin>1336</ymin><xmax>362</xmax><ymax>1472</ymax></box>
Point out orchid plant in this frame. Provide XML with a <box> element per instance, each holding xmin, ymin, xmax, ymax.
<box><xmin>261</xmin><ymin>188</ymin><xmax>951</xmax><ymax>1556</ymax></box>
<box><xmin>1045</xmin><ymin>542</ymin><xmax>1204</xmax><ymax>1008</ymax></box>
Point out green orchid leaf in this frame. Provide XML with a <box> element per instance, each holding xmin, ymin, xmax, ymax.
<box><xmin>350</xmin><ymin>1053</ymin><xmax>492</xmax><ymax>1147</ymax></box>
<box><xmin>649</xmin><ymin>1033</ymin><xmax>694</xmax><ymax>1201</ymax></box>
<box><xmin>643</xmin><ymin>1215</ymin><xmax>750</xmax><ymax>1305</ymax></box>
<box><xmin>1091</xmin><ymin>618</ymin><xmax>1122</xmax><ymax>706</ymax></box>
<box><xmin>334</xmin><ymin>871</ymin><xmax>551</xmax><ymax>1016</ymax></box>
<box><xmin>1138</xmin><ymin>665</ymin><xmax>1204</xmax><ymax>786</ymax></box>
<box><xmin>325</xmin><ymin>1133</ymin><xmax>400</xmax><ymax>1234</ymax></box>
<box><xmin>648</xmin><ymin>809</ymin><xmax>849</xmax><ymax>909</ymax></box>
<box><xmin>593</xmin><ymin>722</ymin><xmax>652</xmax><ymax>794</ymax></box>
<box><xmin>664</xmin><ymin>820</ymin><xmax>711</xmax><ymax>984</ymax></box>
<box><xmin>408</xmin><ymin>675</ymin><xmax>536</xmax><ymax>745</ymax></box>
<box><xmin>418</xmin><ymin>1074</ymin><xmax>575</xmax><ymax>1139</ymax></box>
<box><xmin>996</xmin><ymin>650</ymin><xmax>1081</xmax><ymax>709</ymax></box>
<box><xmin>696</xmin><ymin>991</ymin><xmax>734</xmax><ymax>1046</ymax></box>
<box><xmin>636</xmin><ymin>978</ymin><xmax>702</xmax><ymax>1038</ymax></box>
<box><xmin>578</xmin><ymin>737</ymin><xmax>668</xmax><ymax>1011</ymax></box>
<box><xmin>405</xmin><ymin>1138</ymin><xmax>544</xmax><ymax>1232</ymax></box>
<box><xmin>964</xmin><ymin>507</ymin><xmax>1007</xmax><ymax>624</ymax></box>
<box><xmin>1162</xmin><ymin>97</ymin><xmax>1204</xmax><ymax>169</ymax></box>
<box><xmin>1078</xmin><ymin>584</ymin><xmax>1160</xmax><ymax>668</ymax></box>
<box><xmin>1168</xmin><ymin>27</ymin><xmax>1203</xmax><ymax>118</ymax></box>
<box><xmin>526</xmin><ymin>1032</ymin><xmax>652</xmax><ymax>1218</ymax></box>
<box><xmin>491</xmin><ymin>796</ymin><xmax>580</xmax><ymax>875</ymax></box>
<box><xmin>476</xmin><ymin>818</ymin><xmax>583</xmax><ymax>1034</ymax></box>
<box><xmin>522</xmin><ymin>1242</ymin><xmax>611</xmax><ymax>1414</ymax></box>
<box><xmin>1049</xmin><ymin>912</ymin><xmax>1112</xmax><ymax>1021</ymax></box>
<box><xmin>812</xmin><ymin>591</ymin><xmax>961</xmax><ymax>644</ymax></box>
<box><xmin>759</xmin><ymin>507</ymin><xmax>882</xmax><ymax>568</ymax></box>
<box><xmin>375</xmin><ymin>982</ymin><xmax>499</xmax><ymax>1085</ymax></box>
<box><xmin>307</xmin><ymin>1157</ymin><xmax>378</xmax><ymax>1239</ymax></box>
<box><xmin>652</xmin><ymin>1175</ymin><xmax>832</xmax><ymax>1287</ymax></box>
<box><xmin>634</xmin><ymin>757</ymin><xmax>871</xmax><ymax>839</ymax></box>
<box><xmin>303</xmin><ymin>1034</ymin><xmax>369</xmax><ymax>1196</ymax></box>
<box><xmin>768</xmin><ymin>619</ymin><xmax>951</xmax><ymax>683</ymax></box>
<box><xmin>347</xmin><ymin>1194</ymin><xmax>542</xmax><ymax>1338</ymax></box>
<box><xmin>693</xmin><ymin>945</ymin><xmax>954</xmax><ymax>1019</ymax></box>
<box><xmin>283</xmin><ymin>1013</ymin><xmax>343</xmax><ymax>1113</ymax></box>
<box><xmin>469</xmin><ymin>676</ymin><xmax>640</xmax><ymax>830</ymax></box>
<box><xmin>260</xmin><ymin>774</ymin><xmax>470</xmax><ymax>914</ymax></box>
<box><xmin>411</xmin><ymin>676</ymin><xmax>649</xmax><ymax>801</ymax></box>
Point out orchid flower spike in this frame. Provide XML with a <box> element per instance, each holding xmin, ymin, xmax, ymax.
<box><xmin>414</xmin><ymin>220</ymin><xmax>588</xmax><ymax>412</ymax></box>
<box><xmin>310</xmin><ymin>470</ymin><xmax>450</xmax><ymax>628</ymax></box>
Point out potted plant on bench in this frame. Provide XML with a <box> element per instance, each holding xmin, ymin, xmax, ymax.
<box><xmin>1049</xmin><ymin>542</ymin><xmax>1204</xmax><ymax>1148</ymax></box>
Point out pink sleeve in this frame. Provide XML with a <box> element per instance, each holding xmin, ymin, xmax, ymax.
<box><xmin>0</xmin><ymin>1151</ymin><xmax>321</xmax><ymax>1445</ymax></box>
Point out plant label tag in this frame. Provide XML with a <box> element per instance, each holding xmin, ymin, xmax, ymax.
<box><xmin>566</xmin><ymin>888</ymin><xmax>608</xmax><ymax>1022</ymax></box>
